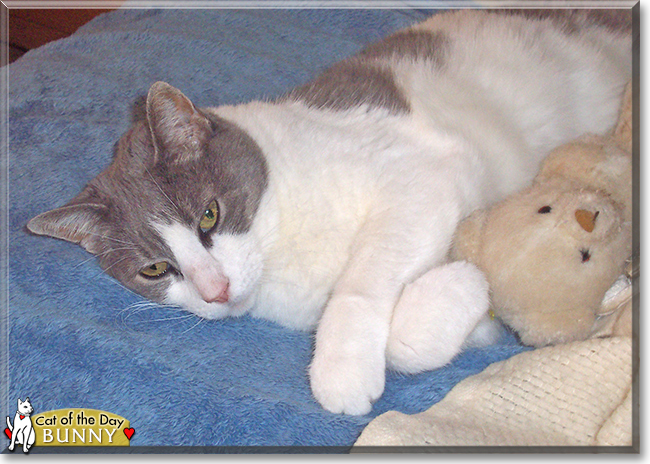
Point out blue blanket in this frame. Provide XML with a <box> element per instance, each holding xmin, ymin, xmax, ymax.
<box><xmin>5</xmin><ymin>5</ymin><xmax>527</xmax><ymax>451</ymax></box>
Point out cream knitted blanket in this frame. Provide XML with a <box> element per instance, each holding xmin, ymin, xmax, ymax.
<box><xmin>354</xmin><ymin>282</ymin><xmax>635</xmax><ymax>449</ymax></box>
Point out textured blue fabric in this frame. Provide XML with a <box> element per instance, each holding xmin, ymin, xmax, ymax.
<box><xmin>5</xmin><ymin>6</ymin><xmax>528</xmax><ymax>449</ymax></box>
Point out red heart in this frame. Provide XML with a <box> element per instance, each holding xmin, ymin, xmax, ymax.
<box><xmin>123</xmin><ymin>428</ymin><xmax>135</xmax><ymax>440</ymax></box>
<box><xmin>19</xmin><ymin>415</ymin><xmax>25</xmax><ymax>420</ymax></box>
<box><xmin>4</xmin><ymin>428</ymin><xmax>11</xmax><ymax>440</ymax></box>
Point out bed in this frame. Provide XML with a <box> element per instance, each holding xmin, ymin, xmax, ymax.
<box><xmin>4</xmin><ymin>2</ymin><xmax>634</xmax><ymax>452</ymax></box>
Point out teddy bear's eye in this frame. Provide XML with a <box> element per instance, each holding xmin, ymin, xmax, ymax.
<box><xmin>538</xmin><ymin>206</ymin><xmax>552</xmax><ymax>214</ymax></box>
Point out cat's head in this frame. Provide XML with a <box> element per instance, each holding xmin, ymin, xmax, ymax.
<box><xmin>27</xmin><ymin>82</ymin><xmax>269</xmax><ymax>320</ymax></box>
<box><xmin>18</xmin><ymin>398</ymin><xmax>33</xmax><ymax>415</ymax></box>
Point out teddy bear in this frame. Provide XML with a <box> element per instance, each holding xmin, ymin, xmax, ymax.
<box><xmin>450</xmin><ymin>82</ymin><xmax>634</xmax><ymax>348</ymax></box>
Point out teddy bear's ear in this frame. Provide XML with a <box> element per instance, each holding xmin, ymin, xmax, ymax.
<box><xmin>451</xmin><ymin>210</ymin><xmax>488</xmax><ymax>264</ymax></box>
<box><xmin>613</xmin><ymin>80</ymin><xmax>633</xmax><ymax>153</ymax></box>
<box><xmin>537</xmin><ymin>80</ymin><xmax>633</xmax><ymax>185</ymax></box>
<box><xmin>535</xmin><ymin>138</ymin><xmax>606</xmax><ymax>185</ymax></box>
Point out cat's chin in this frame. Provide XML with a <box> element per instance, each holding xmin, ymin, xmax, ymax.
<box><xmin>205</xmin><ymin>295</ymin><xmax>256</xmax><ymax>320</ymax></box>
<box><xmin>166</xmin><ymin>289</ymin><xmax>257</xmax><ymax>321</ymax></box>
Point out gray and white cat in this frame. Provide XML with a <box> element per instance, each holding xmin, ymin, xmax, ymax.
<box><xmin>27</xmin><ymin>9</ymin><xmax>631</xmax><ymax>415</ymax></box>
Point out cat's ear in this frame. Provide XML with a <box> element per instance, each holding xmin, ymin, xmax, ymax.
<box><xmin>27</xmin><ymin>200</ymin><xmax>107</xmax><ymax>254</ymax></box>
<box><xmin>146</xmin><ymin>81</ymin><xmax>213</xmax><ymax>164</ymax></box>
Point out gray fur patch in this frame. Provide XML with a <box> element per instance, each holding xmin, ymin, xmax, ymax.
<box><xmin>492</xmin><ymin>8</ymin><xmax>632</xmax><ymax>35</ymax></box>
<box><xmin>283</xmin><ymin>30</ymin><xmax>449</xmax><ymax>114</ymax></box>
<box><xmin>359</xmin><ymin>29</ymin><xmax>449</xmax><ymax>65</ymax></box>
<box><xmin>284</xmin><ymin>60</ymin><xmax>410</xmax><ymax>114</ymax></box>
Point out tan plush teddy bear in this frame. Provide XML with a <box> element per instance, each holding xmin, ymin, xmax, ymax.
<box><xmin>451</xmin><ymin>83</ymin><xmax>634</xmax><ymax>348</ymax></box>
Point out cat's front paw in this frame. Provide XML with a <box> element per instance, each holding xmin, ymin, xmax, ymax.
<box><xmin>386</xmin><ymin>260</ymin><xmax>491</xmax><ymax>373</ymax></box>
<box><xmin>309</xmin><ymin>352</ymin><xmax>385</xmax><ymax>415</ymax></box>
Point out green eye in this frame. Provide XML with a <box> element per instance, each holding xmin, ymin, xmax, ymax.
<box><xmin>199</xmin><ymin>200</ymin><xmax>219</xmax><ymax>234</ymax></box>
<box><xmin>140</xmin><ymin>262</ymin><xmax>169</xmax><ymax>278</ymax></box>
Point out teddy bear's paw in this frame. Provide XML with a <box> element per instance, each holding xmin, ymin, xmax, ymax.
<box><xmin>386</xmin><ymin>261</ymin><xmax>491</xmax><ymax>373</ymax></box>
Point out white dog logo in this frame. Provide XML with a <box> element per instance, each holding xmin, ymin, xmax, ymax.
<box><xmin>6</xmin><ymin>397</ymin><xmax>36</xmax><ymax>453</ymax></box>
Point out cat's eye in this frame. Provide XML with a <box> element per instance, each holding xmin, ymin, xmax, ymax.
<box><xmin>538</xmin><ymin>206</ymin><xmax>552</xmax><ymax>214</ymax></box>
<box><xmin>140</xmin><ymin>262</ymin><xmax>169</xmax><ymax>278</ymax></box>
<box><xmin>199</xmin><ymin>200</ymin><xmax>219</xmax><ymax>234</ymax></box>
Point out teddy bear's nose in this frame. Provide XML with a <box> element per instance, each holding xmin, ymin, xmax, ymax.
<box><xmin>575</xmin><ymin>209</ymin><xmax>599</xmax><ymax>233</ymax></box>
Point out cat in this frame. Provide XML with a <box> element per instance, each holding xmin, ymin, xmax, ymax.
<box><xmin>26</xmin><ymin>9</ymin><xmax>632</xmax><ymax>415</ymax></box>
<box><xmin>6</xmin><ymin>398</ymin><xmax>36</xmax><ymax>453</ymax></box>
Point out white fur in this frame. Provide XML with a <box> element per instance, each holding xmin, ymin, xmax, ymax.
<box><xmin>386</xmin><ymin>261</ymin><xmax>492</xmax><ymax>373</ymax></box>
<box><xmin>158</xmin><ymin>222</ymin><xmax>263</xmax><ymax>319</ymax></box>
<box><xmin>162</xmin><ymin>11</ymin><xmax>630</xmax><ymax>414</ymax></box>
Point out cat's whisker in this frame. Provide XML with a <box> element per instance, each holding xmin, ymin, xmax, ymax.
<box><xmin>125</xmin><ymin>304</ymin><xmax>160</xmax><ymax>313</ymax></box>
<box><xmin>144</xmin><ymin>165</ymin><xmax>182</xmax><ymax>213</ymax></box>
<box><xmin>82</xmin><ymin>231</ymin><xmax>135</xmax><ymax>247</ymax></box>
<box><xmin>181</xmin><ymin>316</ymin><xmax>206</xmax><ymax>334</ymax></box>
<box><xmin>138</xmin><ymin>305</ymin><xmax>187</xmax><ymax>314</ymax></box>
<box><xmin>117</xmin><ymin>302</ymin><xmax>155</xmax><ymax>315</ymax></box>
<box><xmin>73</xmin><ymin>247</ymin><xmax>137</xmax><ymax>269</ymax></box>
<box><xmin>118</xmin><ymin>303</ymin><xmax>202</xmax><ymax>330</ymax></box>
<box><xmin>145</xmin><ymin>314</ymin><xmax>195</xmax><ymax>324</ymax></box>
<box><xmin>118</xmin><ymin>300</ymin><xmax>185</xmax><ymax>313</ymax></box>
<box><xmin>118</xmin><ymin>304</ymin><xmax>193</xmax><ymax>327</ymax></box>
<box><xmin>123</xmin><ymin>301</ymin><xmax>156</xmax><ymax>309</ymax></box>
<box><xmin>73</xmin><ymin>254</ymin><xmax>101</xmax><ymax>269</ymax></box>
<box><xmin>116</xmin><ymin>300</ymin><xmax>192</xmax><ymax>328</ymax></box>
<box><xmin>96</xmin><ymin>256</ymin><xmax>132</xmax><ymax>276</ymax></box>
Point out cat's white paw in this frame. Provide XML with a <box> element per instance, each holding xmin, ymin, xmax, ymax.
<box><xmin>309</xmin><ymin>293</ymin><xmax>387</xmax><ymax>415</ymax></box>
<box><xmin>386</xmin><ymin>261</ymin><xmax>490</xmax><ymax>373</ymax></box>
<box><xmin>309</xmin><ymin>349</ymin><xmax>385</xmax><ymax>415</ymax></box>
<box><xmin>462</xmin><ymin>312</ymin><xmax>503</xmax><ymax>349</ymax></box>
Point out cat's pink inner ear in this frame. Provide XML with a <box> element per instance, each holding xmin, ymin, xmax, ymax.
<box><xmin>146</xmin><ymin>81</ymin><xmax>212</xmax><ymax>164</ymax></box>
<box><xmin>27</xmin><ymin>203</ymin><xmax>107</xmax><ymax>254</ymax></box>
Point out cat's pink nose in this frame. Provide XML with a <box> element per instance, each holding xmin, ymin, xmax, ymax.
<box><xmin>184</xmin><ymin>261</ymin><xmax>230</xmax><ymax>304</ymax></box>
<box><xmin>202</xmin><ymin>281</ymin><xmax>230</xmax><ymax>304</ymax></box>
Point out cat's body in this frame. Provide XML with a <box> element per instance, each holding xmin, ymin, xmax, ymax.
<box><xmin>27</xmin><ymin>9</ymin><xmax>631</xmax><ymax>414</ymax></box>
<box><xmin>225</xmin><ymin>101</ymin><xmax>474</xmax><ymax>330</ymax></box>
